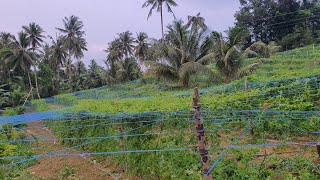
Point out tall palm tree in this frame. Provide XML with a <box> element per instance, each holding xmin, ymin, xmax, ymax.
<box><xmin>56</xmin><ymin>15</ymin><xmax>87</xmax><ymax>79</ymax></box>
<box><xmin>142</xmin><ymin>0</ymin><xmax>178</xmax><ymax>39</ymax></box>
<box><xmin>105</xmin><ymin>38</ymin><xmax>123</xmax><ymax>78</ymax></box>
<box><xmin>0</xmin><ymin>33</ymin><xmax>15</xmax><ymax>81</ymax></box>
<box><xmin>49</xmin><ymin>36</ymin><xmax>68</xmax><ymax>79</ymax></box>
<box><xmin>0</xmin><ymin>32</ymin><xmax>35</xmax><ymax>94</ymax></box>
<box><xmin>135</xmin><ymin>32</ymin><xmax>150</xmax><ymax>62</ymax></box>
<box><xmin>22</xmin><ymin>23</ymin><xmax>45</xmax><ymax>51</ymax></box>
<box><xmin>186</xmin><ymin>12</ymin><xmax>207</xmax><ymax>32</ymax></box>
<box><xmin>22</xmin><ymin>22</ymin><xmax>45</xmax><ymax>99</ymax></box>
<box><xmin>118</xmin><ymin>31</ymin><xmax>135</xmax><ymax>58</ymax></box>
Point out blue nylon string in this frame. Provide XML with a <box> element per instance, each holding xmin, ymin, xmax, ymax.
<box><xmin>0</xmin><ymin>128</ymin><xmax>230</xmax><ymax>144</ymax></box>
<box><xmin>0</xmin><ymin>132</ymin><xmax>171</xmax><ymax>144</ymax></box>
<box><xmin>3</xmin><ymin>121</ymin><xmax>158</xmax><ymax>167</ymax></box>
<box><xmin>2</xmin><ymin>141</ymin><xmax>319</xmax><ymax>160</ymax></box>
<box><xmin>206</xmin><ymin>127</ymin><xmax>252</xmax><ymax>176</ymax></box>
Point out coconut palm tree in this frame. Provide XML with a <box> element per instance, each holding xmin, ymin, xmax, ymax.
<box><xmin>185</xmin><ymin>12</ymin><xmax>207</xmax><ymax>32</ymax></box>
<box><xmin>145</xmin><ymin>20</ymin><xmax>216</xmax><ymax>87</ymax></box>
<box><xmin>118</xmin><ymin>31</ymin><xmax>135</xmax><ymax>58</ymax></box>
<box><xmin>49</xmin><ymin>36</ymin><xmax>68</xmax><ymax>79</ymax></box>
<box><xmin>142</xmin><ymin>0</ymin><xmax>178</xmax><ymax>39</ymax></box>
<box><xmin>0</xmin><ymin>32</ymin><xmax>35</xmax><ymax>94</ymax></box>
<box><xmin>56</xmin><ymin>15</ymin><xmax>87</xmax><ymax>79</ymax></box>
<box><xmin>210</xmin><ymin>27</ymin><xmax>262</xmax><ymax>83</ymax></box>
<box><xmin>22</xmin><ymin>22</ymin><xmax>45</xmax><ymax>98</ymax></box>
<box><xmin>135</xmin><ymin>32</ymin><xmax>149</xmax><ymax>62</ymax></box>
<box><xmin>22</xmin><ymin>23</ymin><xmax>45</xmax><ymax>51</ymax></box>
<box><xmin>105</xmin><ymin>38</ymin><xmax>123</xmax><ymax>78</ymax></box>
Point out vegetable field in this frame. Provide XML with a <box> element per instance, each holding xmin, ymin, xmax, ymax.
<box><xmin>1</xmin><ymin>45</ymin><xmax>320</xmax><ymax>179</ymax></box>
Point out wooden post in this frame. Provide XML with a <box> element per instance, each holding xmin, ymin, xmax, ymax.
<box><xmin>313</xmin><ymin>44</ymin><xmax>315</xmax><ymax>52</ymax></box>
<box><xmin>317</xmin><ymin>142</ymin><xmax>320</xmax><ymax>158</ymax></box>
<box><xmin>245</xmin><ymin>77</ymin><xmax>254</xmax><ymax>135</ymax></box>
<box><xmin>192</xmin><ymin>87</ymin><xmax>212</xmax><ymax>180</ymax></box>
<box><xmin>244</xmin><ymin>76</ymin><xmax>249</xmax><ymax>104</ymax></box>
<box><xmin>118</xmin><ymin>126</ymin><xmax>126</xmax><ymax>172</ymax></box>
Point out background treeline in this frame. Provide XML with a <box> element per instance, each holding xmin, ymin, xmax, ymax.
<box><xmin>236</xmin><ymin>0</ymin><xmax>320</xmax><ymax>49</ymax></box>
<box><xmin>0</xmin><ymin>0</ymin><xmax>319</xmax><ymax>112</ymax></box>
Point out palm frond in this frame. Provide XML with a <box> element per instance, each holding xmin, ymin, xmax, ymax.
<box><xmin>179</xmin><ymin>61</ymin><xmax>215</xmax><ymax>87</ymax></box>
<box><xmin>144</xmin><ymin>61</ymin><xmax>178</xmax><ymax>80</ymax></box>
<box><xmin>238</xmin><ymin>62</ymin><xmax>262</xmax><ymax>78</ymax></box>
<box><xmin>243</xmin><ymin>48</ymin><xmax>259</xmax><ymax>58</ymax></box>
<box><xmin>197</xmin><ymin>52</ymin><xmax>215</xmax><ymax>65</ymax></box>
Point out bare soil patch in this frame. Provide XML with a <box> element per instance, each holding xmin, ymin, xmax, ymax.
<box><xmin>26</xmin><ymin>121</ymin><xmax>119</xmax><ymax>180</ymax></box>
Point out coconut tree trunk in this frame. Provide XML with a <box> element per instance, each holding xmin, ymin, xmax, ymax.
<box><xmin>33</xmin><ymin>65</ymin><xmax>41</xmax><ymax>99</ymax></box>
<box><xmin>32</xmin><ymin>49</ymin><xmax>41</xmax><ymax>99</ymax></box>
<box><xmin>68</xmin><ymin>53</ymin><xmax>72</xmax><ymax>80</ymax></box>
<box><xmin>27</xmin><ymin>70</ymin><xmax>34</xmax><ymax>99</ymax></box>
<box><xmin>160</xmin><ymin>4</ymin><xmax>164</xmax><ymax>40</ymax></box>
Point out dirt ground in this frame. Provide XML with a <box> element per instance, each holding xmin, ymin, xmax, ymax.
<box><xmin>26</xmin><ymin>121</ymin><xmax>120</xmax><ymax>180</ymax></box>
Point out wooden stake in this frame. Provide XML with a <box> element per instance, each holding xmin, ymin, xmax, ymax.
<box><xmin>313</xmin><ymin>44</ymin><xmax>315</xmax><ymax>52</ymax></box>
<box><xmin>244</xmin><ymin>76</ymin><xmax>249</xmax><ymax>104</ymax></box>
<box><xmin>317</xmin><ymin>142</ymin><xmax>320</xmax><ymax>158</ymax></box>
<box><xmin>118</xmin><ymin>126</ymin><xmax>126</xmax><ymax>172</ymax></box>
<box><xmin>192</xmin><ymin>87</ymin><xmax>212</xmax><ymax>180</ymax></box>
<box><xmin>244</xmin><ymin>77</ymin><xmax>254</xmax><ymax>135</ymax></box>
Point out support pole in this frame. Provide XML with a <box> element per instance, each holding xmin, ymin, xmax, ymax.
<box><xmin>317</xmin><ymin>142</ymin><xmax>320</xmax><ymax>158</ymax></box>
<box><xmin>244</xmin><ymin>77</ymin><xmax>254</xmax><ymax>135</ymax></box>
<box><xmin>192</xmin><ymin>87</ymin><xmax>212</xmax><ymax>180</ymax></box>
<box><xmin>244</xmin><ymin>76</ymin><xmax>249</xmax><ymax>104</ymax></box>
<box><xmin>118</xmin><ymin>125</ymin><xmax>126</xmax><ymax>172</ymax></box>
<box><xmin>313</xmin><ymin>44</ymin><xmax>315</xmax><ymax>52</ymax></box>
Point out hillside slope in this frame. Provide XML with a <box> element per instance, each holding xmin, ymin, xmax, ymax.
<box><xmin>1</xmin><ymin>45</ymin><xmax>319</xmax><ymax>179</ymax></box>
<box><xmin>32</xmin><ymin>45</ymin><xmax>320</xmax><ymax>114</ymax></box>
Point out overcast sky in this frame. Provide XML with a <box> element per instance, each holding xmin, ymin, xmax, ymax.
<box><xmin>0</xmin><ymin>0</ymin><xmax>240</xmax><ymax>65</ymax></box>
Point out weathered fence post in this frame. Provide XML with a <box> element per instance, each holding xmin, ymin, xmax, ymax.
<box><xmin>317</xmin><ymin>142</ymin><xmax>320</xmax><ymax>158</ymax></box>
<box><xmin>192</xmin><ymin>87</ymin><xmax>212</xmax><ymax>180</ymax></box>
<box><xmin>244</xmin><ymin>76</ymin><xmax>249</xmax><ymax>104</ymax></box>
<box><xmin>118</xmin><ymin>125</ymin><xmax>126</xmax><ymax>172</ymax></box>
<box><xmin>244</xmin><ymin>77</ymin><xmax>254</xmax><ymax>135</ymax></box>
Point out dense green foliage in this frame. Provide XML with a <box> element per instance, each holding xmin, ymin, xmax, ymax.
<box><xmin>236</xmin><ymin>0</ymin><xmax>320</xmax><ymax>49</ymax></box>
